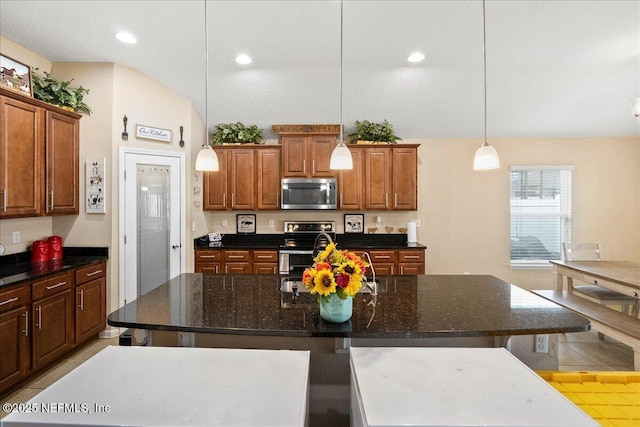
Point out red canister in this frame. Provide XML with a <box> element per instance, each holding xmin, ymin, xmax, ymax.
<box><xmin>48</xmin><ymin>236</ymin><xmax>63</xmax><ymax>260</ymax></box>
<box><xmin>31</xmin><ymin>240</ymin><xmax>49</xmax><ymax>263</ymax></box>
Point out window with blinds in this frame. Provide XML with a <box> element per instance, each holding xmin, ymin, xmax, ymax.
<box><xmin>510</xmin><ymin>166</ymin><xmax>573</xmax><ymax>268</ymax></box>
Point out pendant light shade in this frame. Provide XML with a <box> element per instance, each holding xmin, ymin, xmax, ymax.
<box><xmin>630</xmin><ymin>97</ymin><xmax>640</xmax><ymax>120</ymax></box>
<box><xmin>330</xmin><ymin>140</ymin><xmax>353</xmax><ymax>169</ymax></box>
<box><xmin>330</xmin><ymin>0</ymin><xmax>353</xmax><ymax>170</ymax></box>
<box><xmin>473</xmin><ymin>141</ymin><xmax>500</xmax><ymax>170</ymax></box>
<box><xmin>473</xmin><ymin>0</ymin><xmax>499</xmax><ymax>171</ymax></box>
<box><xmin>195</xmin><ymin>144</ymin><xmax>219</xmax><ymax>171</ymax></box>
<box><xmin>195</xmin><ymin>0</ymin><xmax>219</xmax><ymax>172</ymax></box>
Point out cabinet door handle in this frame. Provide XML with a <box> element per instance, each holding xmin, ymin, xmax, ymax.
<box><xmin>312</xmin><ymin>160</ymin><xmax>316</xmax><ymax>175</ymax></box>
<box><xmin>385</xmin><ymin>193</ymin><xmax>388</xmax><ymax>208</ymax></box>
<box><xmin>78</xmin><ymin>289</ymin><xmax>84</xmax><ymax>310</ymax></box>
<box><xmin>200</xmin><ymin>255</ymin><xmax>217</xmax><ymax>259</ymax></box>
<box><xmin>49</xmin><ymin>190</ymin><xmax>54</xmax><ymax>210</ymax></box>
<box><xmin>223</xmin><ymin>193</ymin><xmax>227</xmax><ymax>207</ymax></box>
<box><xmin>394</xmin><ymin>193</ymin><xmax>398</xmax><ymax>207</ymax></box>
<box><xmin>404</xmin><ymin>255</ymin><xmax>420</xmax><ymax>259</ymax></box>
<box><xmin>46</xmin><ymin>281</ymin><xmax>67</xmax><ymax>290</ymax></box>
<box><xmin>36</xmin><ymin>306</ymin><xmax>42</xmax><ymax>330</ymax></box>
<box><xmin>228</xmin><ymin>255</ymin><xmax>244</xmax><ymax>259</ymax></box>
<box><xmin>303</xmin><ymin>160</ymin><xmax>306</xmax><ymax>175</ymax></box>
<box><xmin>340</xmin><ymin>193</ymin><xmax>343</xmax><ymax>208</ymax></box>
<box><xmin>86</xmin><ymin>270</ymin><xmax>103</xmax><ymax>277</ymax></box>
<box><xmin>256</xmin><ymin>255</ymin><xmax>272</xmax><ymax>259</ymax></box>
<box><xmin>0</xmin><ymin>297</ymin><xmax>18</xmax><ymax>306</ymax></box>
<box><xmin>23</xmin><ymin>310</ymin><xmax>28</xmax><ymax>337</ymax></box>
<box><xmin>1</xmin><ymin>188</ymin><xmax>6</xmax><ymax>212</ymax></box>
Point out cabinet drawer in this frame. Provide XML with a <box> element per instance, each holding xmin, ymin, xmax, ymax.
<box><xmin>195</xmin><ymin>250</ymin><xmax>221</xmax><ymax>262</ymax></box>
<box><xmin>398</xmin><ymin>250</ymin><xmax>424</xmax><ymax>263</ymax></box>
<box><xmin>0</xmin><ymin>285</ymin><xmax>29</xmax><ymax>313</ymax></box>
<box><xmin>223</xmin><ymin>250</ymin><xmax>250</xmax><ymax>262</ymax></box>
<box><xmin>32</xmin><ymin>272</ymin><xmax>73</xmax><ymax>300</ymax></box>
<box><xmin>367</xmin><ymin>251</ymin><xmax>396</xmax><ymax>263</ymax></box>
<box><xmin>252</xmin><ymin>250</ymin><xmax>278</xmax><ymax>262</ymax></box>
<box><xmin>75</xmin><ymin>261</ymin><xmax>106</xmax><ymax>285</ymax></box>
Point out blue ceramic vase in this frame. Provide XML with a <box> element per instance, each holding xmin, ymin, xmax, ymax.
<box><xmin>319</xmin><ymin>293</ymin><xmax>353</xmax><ymax>323</ymax></box>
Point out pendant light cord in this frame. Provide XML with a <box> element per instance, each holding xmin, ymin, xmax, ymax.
<box><xmin>482</xmin><ymin>0</ymin><xmax>488</xmax><ymax>145</ymax></box>
<box><xmin>205</xmin><ymin>0</ymin><xmax>209</xmax><ymax>146</ymax></box>
<box><xmin>339</xmin><ymin>0</ymin><xmax>344</xmax><ymax>144</ymax></box>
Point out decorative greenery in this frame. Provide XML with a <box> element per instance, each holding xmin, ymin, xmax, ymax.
<box><xmin>31</xmin><ymin>68</ymin><xmax>91</xmax><ymax>115</ymax></box>
<box><xmin>209</xmin><ymin>122</ymin><xmax>264</xmax><ymax>145</ymax></box>
<box><xmin>348</xmin><ymin>119</ymin><xmax>401</xmax><ymax>144</ymax></box>
<box><xmin>302</xmin><ymin>242</ymin><xmax>369</xmax><ymax>300</ymax></box>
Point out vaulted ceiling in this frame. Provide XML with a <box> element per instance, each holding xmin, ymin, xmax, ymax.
<box><xmin>1</xmin><ymin>1</ymin><xmax>639</xmax><ymax>139</ymax></box>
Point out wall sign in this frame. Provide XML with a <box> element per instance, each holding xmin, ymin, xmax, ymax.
<box><xmin>136</xmin><ymin>124</ymin><xmax>172</xmax><ymax>143</ymax></box>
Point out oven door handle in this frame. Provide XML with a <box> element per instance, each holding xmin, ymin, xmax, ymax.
<box><xmin>279</xmin><ymin>250</ymin><xmax>314</xmax><ymax>255</ymax></box>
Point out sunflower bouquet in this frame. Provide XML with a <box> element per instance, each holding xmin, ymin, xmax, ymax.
<box><xmin>302</xmin><ymin>242</ymin><xmax>369</xmax><ymax>300</ymax></box>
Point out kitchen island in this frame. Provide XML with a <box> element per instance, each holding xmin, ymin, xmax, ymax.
<box><xmin>108</xmin><ymin>273</ymin><xmax>589</xmax><ymax>339</ymax></box>
<box><xmin>107</xmin><ymin>273</ymin><xmax>590</xmax><ymax>426</ymax></box>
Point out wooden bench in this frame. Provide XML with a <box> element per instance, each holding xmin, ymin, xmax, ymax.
<box><xmin>532</xmin><ymin>290</ymin><xmax>640</xmax><ymax>371</ymax></box>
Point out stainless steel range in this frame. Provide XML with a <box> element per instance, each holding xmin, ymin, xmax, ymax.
<box><xmin>278</xmin><ymin>221</ymin><xmax>335</xmax><ymax>279</ymax></box>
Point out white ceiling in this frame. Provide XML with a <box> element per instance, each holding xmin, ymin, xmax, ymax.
<box><xmin>1</xmin><ymin>0</ymin><xmax>639</xmax><ymax>140</ymax></box>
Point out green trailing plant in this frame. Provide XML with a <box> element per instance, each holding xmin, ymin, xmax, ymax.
<box><xmin>31</xmin><ymin>68</ymin><xmax>91</xmax><ymax>115</ymax></box>
<box><xmin>348</xmin><ymin>119</ymin><xmax>401</xmax><ymax>144</ymax></box>
<box><xmin>209</xmin><ymin>122</ymin><xmax>264</xmax><ymax>145</ymax></box>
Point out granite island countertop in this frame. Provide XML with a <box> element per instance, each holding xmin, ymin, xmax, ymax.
<box><xmin>107</xmin><ymin>273</ymin><xmax>589</xmax><ymax>338</ymax></box>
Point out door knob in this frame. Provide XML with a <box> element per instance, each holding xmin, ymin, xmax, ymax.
<box><xmin>172</xmin><ymin>244</ymin><xmax>181</xmax><ymax>249</ymax></box>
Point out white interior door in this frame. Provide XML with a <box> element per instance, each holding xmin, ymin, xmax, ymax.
<box><xmin>120</xmin><ymin>149</ymin><xmax>185</xmax><ymax>306</ymax></box>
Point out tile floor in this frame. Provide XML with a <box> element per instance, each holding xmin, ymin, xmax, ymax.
<box><xmin>0</xmin><ymin>330</ymin><xmax>635</xmax><ymax>421</ymax></box>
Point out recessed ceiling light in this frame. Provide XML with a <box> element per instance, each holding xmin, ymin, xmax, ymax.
<box><xmin>407</xmin><ymin>52</ymin><xmax>425</xmax><ymax>63</ymax></box>
<box><xmin>115</xmin><ymin>32</ymin><xmax>137</xmax><ymax>44</ymax></box>
<box><xmin>235</xmin><ymin>54</ymin><xmax>252</xmax><ymax>65</ymax></box>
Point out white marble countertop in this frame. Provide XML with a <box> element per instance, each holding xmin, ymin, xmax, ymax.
<box><xmin>350</xmin><ymin>347</ymin><xmax>599</xmax><ymax>427</ymax></box>
<box><xmin>1</xmin><ymin>346</ymin><xmax>310</xmax><ymax>427</ymax></box>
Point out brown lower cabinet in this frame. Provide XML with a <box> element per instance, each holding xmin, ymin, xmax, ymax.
<box><xmin>195</xmin><ymin>249</ymin><xmax>278</xmax><ymax>275</ymax></box>
<box><xmin>0</xmin><ymin>261</ymin><xmax>106</xmax><ymax>397</ymax></box>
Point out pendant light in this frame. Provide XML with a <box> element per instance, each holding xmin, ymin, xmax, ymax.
<box><xmin>195</xmin><ymin>0</ymin><xmax>219</xmax><ymax>172</ymax></box>
<box><xmin>473</xmin><ymin>0</ymin><xmax>500</xmax><ymax>171</ymax></box>
<box><xmin>330</xmin><ymin>0</ymin><xmax>353</xmax><ymax>170</ymax></box>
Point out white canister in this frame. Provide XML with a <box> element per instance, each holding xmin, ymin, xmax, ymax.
<box><xmin>407</xmin><ymin>221</ymin><xmax>417</xmax><ymax>243</ymax></box>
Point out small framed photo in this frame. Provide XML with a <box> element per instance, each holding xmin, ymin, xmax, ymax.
<box><xmin>0</xmin><ymin>54</ymin><xmax>32</xmax><ymax>96</ymax></box>
<box><xmin>344</xmin><ymin>214</ymin><xmax>364</xmax><ymax>234</ymax></box>
<box><xmin>237</xmin><ymin>214</ymin><xmax>256</xmax><ymax>234</ymax></box>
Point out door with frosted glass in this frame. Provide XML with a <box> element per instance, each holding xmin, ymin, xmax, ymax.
<box><xmin>123</xmin><ymin>153</ymin><xmax>183</xmax><ymax>303</ymax></box>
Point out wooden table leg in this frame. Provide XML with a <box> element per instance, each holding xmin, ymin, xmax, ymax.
<box><xmin>554</xmin><ymin>270</ymin><xmax>564</xmax><ymax>291</ymax></box>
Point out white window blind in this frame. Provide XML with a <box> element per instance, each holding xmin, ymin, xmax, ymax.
<box><xmin>510</xmin><ymin>166</ymin><xmax>573</xmax><ymax>268</ymax></box>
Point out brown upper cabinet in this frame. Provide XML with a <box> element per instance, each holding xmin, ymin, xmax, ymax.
<box><xmin>281</xmin><ymin>135</ymin><xmax>337</xmax><ymax>178</ymax></box>
<box><xmin>0</xmin><ymin>88</ymin><xmax>80</xmax><ymax>218</ymax></box>
<box><xmin>273</xmin><ymin>124</ymin><xmax>340</xmax><ymax>178</ymax></box>
<box><xmin>46</xmin><ymin>111</ymin><xmax>79</xmax><ymax>214</ymax></box>
<box><xmin>364</xmin><ymin>145</ymin><xmax>418</xmax><ymax>211</ymax></box>
<box><xmin>203</xmin><ymin>145</ymin><xmax>281</xmax><ymax>211</ymax></box>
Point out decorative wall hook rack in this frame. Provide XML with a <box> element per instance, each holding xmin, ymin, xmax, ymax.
<box><xmin>122</xmin><ymin>115</ymin><xmax>128</xmax><ymax>140</ymax></box>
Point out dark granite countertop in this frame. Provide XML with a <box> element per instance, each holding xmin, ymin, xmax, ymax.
<box><xmin>194</xmin><ymin>234</ymin><xmax>427</xmax><ymax>250</ymax></box>
<box><xmin>107</xmin><ymin>273</ymin><xmax>589</xmax><ymax>338</ymax></box>
<box><xmin>0</xmin><ymin>247</ymin><xmax>108</xmax><ymax>289</ymax></box>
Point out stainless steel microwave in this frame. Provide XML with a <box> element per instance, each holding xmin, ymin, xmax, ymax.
<box><xmin>281</xmin><ymin>178</ymin><xmax>337</xmax><ymax>210</ymax></box>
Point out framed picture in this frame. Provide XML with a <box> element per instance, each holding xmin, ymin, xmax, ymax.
<box><xmin>86</xmin><ymin>157</ymin><xmax>106</xmax><ymax>214</ymax></box>
<box><xmin>135</xmin><ymin>124</ymin><xmax>172</xmax><ymax>143</ymax></box>
<box><xmin>344</xmin><ymin>214</ymin><xmax>364</xmax><ymax>234</ymax></box>
<box><xmin>237</xmin><ymin>214</ymin><xmax>256</xmax><ymax>234</ymax></box>
<box><xmin>0</xmin><ymin>54</ymin><xmax>32</xmax><ymax>96</ymax></box>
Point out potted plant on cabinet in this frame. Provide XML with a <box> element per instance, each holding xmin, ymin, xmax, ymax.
<box><xmin>348</xmin><ymin>119</ymin><xmax>401</xmax><ymax>144</ymax></box>
<box><xmin>209</xmin><ymin>122</ymin><xmax>264</xmax><ymax>145</ymax></box>
<box><xmin>31</xmin><ymin>69</ymin><xmax>91</xmax><ymax>115</ymax></box>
